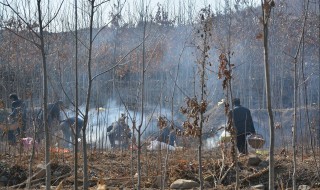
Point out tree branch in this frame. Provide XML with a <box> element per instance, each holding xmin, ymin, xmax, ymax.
<box><xmin>1</xmin><ymin>0</ymin><xmax>40</xmax><ymax>39</ymax></box>
<box><xmin>43</xmin><ymin>0</ymin><xmax>65</xmax><ymax>29</ymax></box>
<box><xmin>3</xmin><ymin>27</ymin><xmax>41</xmax><ymax>48</ymax></box>
<box><xmin>94</xmin><ymin>0</ymin><xmax>110</xmax><ymax>8</ymax></box>
<box><xmin>92</xmin><ymin>0</ymin><xmax>127</xmax><ymax>42</ymax></box>
<box><xmin>91</xmin><ymin>39</ymin><xmax>145</xmax><ymax>81</ymax></box>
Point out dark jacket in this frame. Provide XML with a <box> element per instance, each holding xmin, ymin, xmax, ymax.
<box><xmin>60</xmin><ymin>117</ymin><xmax>83</xmax><ymax>138</ymax></box>
<box><xmin>107</xmin><ymin>119</ymin><xmax>131</xmax><ymax>139</ymax></box>
<box><xmin>228</xmin><ymin>105</ymin><xmax>255</xmax><ymax>136</ymax></box>
<box><xmin>10</xmin><ymin>99</ymin><xmax>25</xmax><ymax>116</ymax></box>
<box><xmin>8</xmin><ymin>98</ymin><xmax>27</xmax><ymax>138</ymax></box>
<box><xmin>37</xmin><ymin>101</ymin><xmax>62</xmax><ymax>124</ymax></box>
<box><xmin>59</xmin><ymin>117</ymin><xmax>83</xmax><ymax>148</ymax></box>
<box><xmin>156</xmin><ymin>126</ymin><xmax>176</xmax><ymax>146</ymax></box>
<box><xmin>10</xmin><ymin>99</ymin><xmax>27</xmax><ymax>124</ymax></box>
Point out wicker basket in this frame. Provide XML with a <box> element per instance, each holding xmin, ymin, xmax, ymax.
<box><xmin>247</xmin><ymin>134</ymin><xmax>265</xmax><ymax>149</ymax></box>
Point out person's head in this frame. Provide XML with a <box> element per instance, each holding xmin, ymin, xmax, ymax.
<box><xmin>9</xmin><ymin>93</ymin><xmax>19</xmax><ymax>101</ymax></box>
<box><xmin>119</xmin><ymin>113</ymin><xmax>126</xmax><ymax>123</ymax></box>
<box><xmin>55</xmin><ymin>100</ymin><xmax>64</xmax><ymax>109</ymax></box>
<box><xmin>232</xmin><ymin>98</ymin><xmax>240</xmax><ymax>106</ymax></box>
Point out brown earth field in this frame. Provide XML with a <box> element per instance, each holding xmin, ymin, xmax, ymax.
<box><xmin>0</xmin><ymin>144</ymin><xmax>320</xmax><ymax>190</ymax></box>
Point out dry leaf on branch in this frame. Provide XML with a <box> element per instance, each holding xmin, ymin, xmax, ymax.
<box><xmin>256</xmin><ymin>33</ymin><xmax>263</xmax><ymax>39</ymax></box>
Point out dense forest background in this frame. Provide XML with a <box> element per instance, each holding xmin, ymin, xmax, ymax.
<box><xmin>0</xmin><ymin>0</ymin><xmax>319</xmax><ymax>146</ymax></box>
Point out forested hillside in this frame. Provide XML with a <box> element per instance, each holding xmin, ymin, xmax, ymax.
<box><xmin>0</xmin><ymin>1</ymin><xmax>318</xmax><ymax>110</ymax></box>
<box><xmin>0</xmin><ymin>0</ymin><xmax>319</xmax><ymax>189</ymax></box>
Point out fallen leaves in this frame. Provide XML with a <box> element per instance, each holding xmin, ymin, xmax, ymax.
<box><xmin>96</xmin><ymin>177</ymin><xmax>107</xmax><ymax>190</ymax></box>
<box><xmin>55</xmin><ymin>179</ymin><xmax>64</xmax><ymax>190</ymax></box>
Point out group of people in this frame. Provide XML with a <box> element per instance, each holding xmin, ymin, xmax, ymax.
<box><xmin>4</xmin><ymin>93</ymin><xmax>75</xmax><ymax>146</ymax></box>
<box><xmin>4</xmin><ymin>93</ymin><xmax>133</xmax><ymax>149</ymax></box>
<box><xmin>4</xmin><ymin>93</ymin><xmax>257</xmax><ymax>155</ymax></box>
<box><xmin>151</xmin><ymin>98</ymin><xmax>256</xmax><ymax>155</ymax></box>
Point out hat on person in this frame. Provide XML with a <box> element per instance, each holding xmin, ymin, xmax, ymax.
<box><xmin>232</xmin><ymin>98</ymin><xmax>240</xmax><ymax>106</ymax></box>
<box><xmin>9</xmin><ymin>93</ymin><xmax>18</xmax><ymax>101</ymax></box>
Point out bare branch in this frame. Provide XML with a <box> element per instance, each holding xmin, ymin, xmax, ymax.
<box><xmin>68</xmin><ymin>30</ymin><xmax>89</xmax><ymax>50</ymax></box>
<box><xmin>76</xmin><ymin>3</ymin><xmax>90</xmax><ymax>17</ymax></box>
<box><xmin>94</xmin><ymin>0</ymin><xmax>110</xmax><ymax>8</ymax></box>
<box><xmin>91</xmin><ymin>39</ymin><xmax>145</xmax><ymax>81</ymax></box>
<box><xmin>92</xmin><ymin>0</ymin><xmax>127</xmax><ymax>42</ymax></box>
<box><xmin>144</xmin><ymin>33</ymin><xmax>165</xmax><ymax>72</ymax></box>
<box><xmin>56</xmin><ymin>62</ymin><xmax>85</xmax><ymax>118</ymax></box>
<box><xmin>61</xmin><ymin>20</ymin><xmax>90</xmax><ymax>50</ymax></box>
<box><xmin>1</xmin><ymin>0</ymin><xmax>40</xmax><ymax>39</ymax></box>
<box><xmin>43</xmin><ymin>0</ymin><xmax>65</xmax><ymax>29</ymax></box>
<box><xmin>3</xmin><ymin>27</ymin><xmax>41</xmax><ymax>48</ymax></box>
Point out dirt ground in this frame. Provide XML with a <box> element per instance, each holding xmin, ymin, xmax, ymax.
<box><xmin>0</xmin><ymin>144</ymin><xmax>320</xmax><ymax>190</ymax></box>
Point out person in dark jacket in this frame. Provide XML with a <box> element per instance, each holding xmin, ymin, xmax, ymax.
<box><xmin>34</xmin><ymin>100</ymin><xmax>63</xmax><ymax>142</ymax></box>
<box><xmin>8</xmin><ymin>93</ymin><xmax>27</xmax><ymax>143</ymax></box>
<box><xmin>59</xmin><ymin>117</ymin><xmax>83</xmax><ymax>148</ymax></box>
<box><xmin>37</xmin><ymin>100</ymin><xmax>63</xmax><ymax>125</ymax></box>
<box><xmin>156</xmin><ymin>125</ymin><xmax>176</xmax><ymax>146</ymax></box>
<box><xmin>228</xmin><ymin>98</ymin><xmax>255</xmax><ymax>155</ymax></box>
<box><xmin>107</xmin><ymin>113</ymin><xmax>131</xmax><ymax>149</ymax></box>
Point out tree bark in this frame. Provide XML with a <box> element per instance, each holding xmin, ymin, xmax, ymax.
<box><xmin>82</xmin><ymin>1</ymin><xmax>96</xmax><ymax>189</ymax></box>
<box><xmin>137</xmin><ymin>13</ymin><xmax>147</xmax><ymax>190</ymax></box>
<box><xmin>261</xmin><ymin>1</ymin><xmax>275</xmax><ymax>189</ymax></box>
<box><xmin>36</xmin><ymin>0</ymin><xmax>50</xmax><ymax>189</ymax></box>
<box><xmin>74</xmin><ymin>0</ymin><xmax>79</xmax><ymax>189</ymax></box>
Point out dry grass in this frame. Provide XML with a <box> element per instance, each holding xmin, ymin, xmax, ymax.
<box><xmin>0</xmin><ymin>145</ymin><xmax>320</xmax><ymax>189</ymax></box>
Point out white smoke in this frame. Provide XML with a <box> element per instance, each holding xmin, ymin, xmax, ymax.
<box><xmin>61</xmin><ymin>99</ymin><xmax>180</xmax><ymax>149</ymax></box>
<box><xmin>203</xmin><ymin>137</ymin><xmax>220</xmax><ymax>149</ymax></box>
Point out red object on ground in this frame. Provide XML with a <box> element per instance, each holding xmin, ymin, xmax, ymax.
<box><xmin>50</xmin><ymin>147</ymin><xmax>70</xmax><ymax>153</ymax></box>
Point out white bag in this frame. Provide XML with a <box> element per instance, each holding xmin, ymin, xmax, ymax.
<box><xmin>219</xmin><ymin>129</ymin><xmax>231</xmax><ymax>143</ymax></box>
<box><xmin>147</xmin><ymin>140</ymin><xmax>176</xmax><ymax>151</ymax></box>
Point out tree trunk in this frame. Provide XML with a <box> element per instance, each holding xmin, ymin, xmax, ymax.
<box><xmin>137</xmin><ymin>13</ymin><xmax>147</xmax><ymax>190</ymax></box>
<box><xmin>318</xmin><ymin>0</ymin><xmax>320</xmax><ymax>149</ymax></box>
<box><xmin>82</xmin><ymin>1</ymin><xmax>95</xmax><ymax>189</ymax></box>
<box><xmin>36</xmin><ymin>1</ymin><xmax>50</xmax><ymax>189</ymax></box>
<box><xmin>261</xmin><ymin>1</ymin><xmax>275</xmax><ymax>189</ymax></box>
<box><xmin>198</xmin><ymin>40</ymin><xmax>205</xmax><ymax>190</ymax></box>
<box><xmin>291</xmin><ymin>1</ymin><xmax>316</xmax><ymax>187</ymax></box>
<box><xmin>74</xmin><ymin>0</ymin><xmax>79</xmax><ymax>189</ymax></box>
<box><xmin>293</xmin><ymin>56</ymin><xmax>298</xmax><ymax>190</ymax></box>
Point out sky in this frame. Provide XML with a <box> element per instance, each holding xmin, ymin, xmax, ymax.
<box><xmin>57</xmin><ymin>0</ymin><xmax>259</xmax><ymax>29</ymax></box>
<box><xmin>0</xmin><ymin>0</ymin><xmax>260</xmax><ymax>31</ymax></box>
<box><xmin>120</xmin><ymin>0</ymin><xmax>260</xmax><ymax>19</ymax></box>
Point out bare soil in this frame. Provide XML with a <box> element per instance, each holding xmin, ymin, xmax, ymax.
<box><xmin>0</xmin><ymin>145</ymin><xmax>320</xmax><ymax>190</ymax></box>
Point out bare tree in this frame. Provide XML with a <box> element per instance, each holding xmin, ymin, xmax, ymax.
<box><xmin>179</xmin><ymin>7</ymin><xmax>213</xmax><ymax>190</ymax></box>
<box><xmin>196</xmin><ymin>8</ymin><xmax>212</xmax><ymax>189</ymax></box>
<box><xmin>81</xmin><ymin>1</ymin><xmax>95</xmax><ymax>189</ymax></box>
<box><xmin>74</xmin><ymin>0</ymin><xmax>79</xmax><ymax>189</ymax></box>
<box><xmin>287</xmin><ymin>0</ymin><xmax>318</xmax><ymax>189</ymax></box>
<box><xmin>136</xmin><ymin>9</ymin><xmax>147</xmax><ymax>189</ymax></box>
<box><xmin>261</xmin><ymin>0</ymin><xmax>275</xmax><ymax>189</ymax></box>
<box><xmin>0</xmin><ymin>1</ymin><xmax>64</xmax><ymax>189</ymax></box>
<box><xmin>79</xmin><ymin>1</ymin><xmax>139</xmax><ymax>188</ymax></box>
